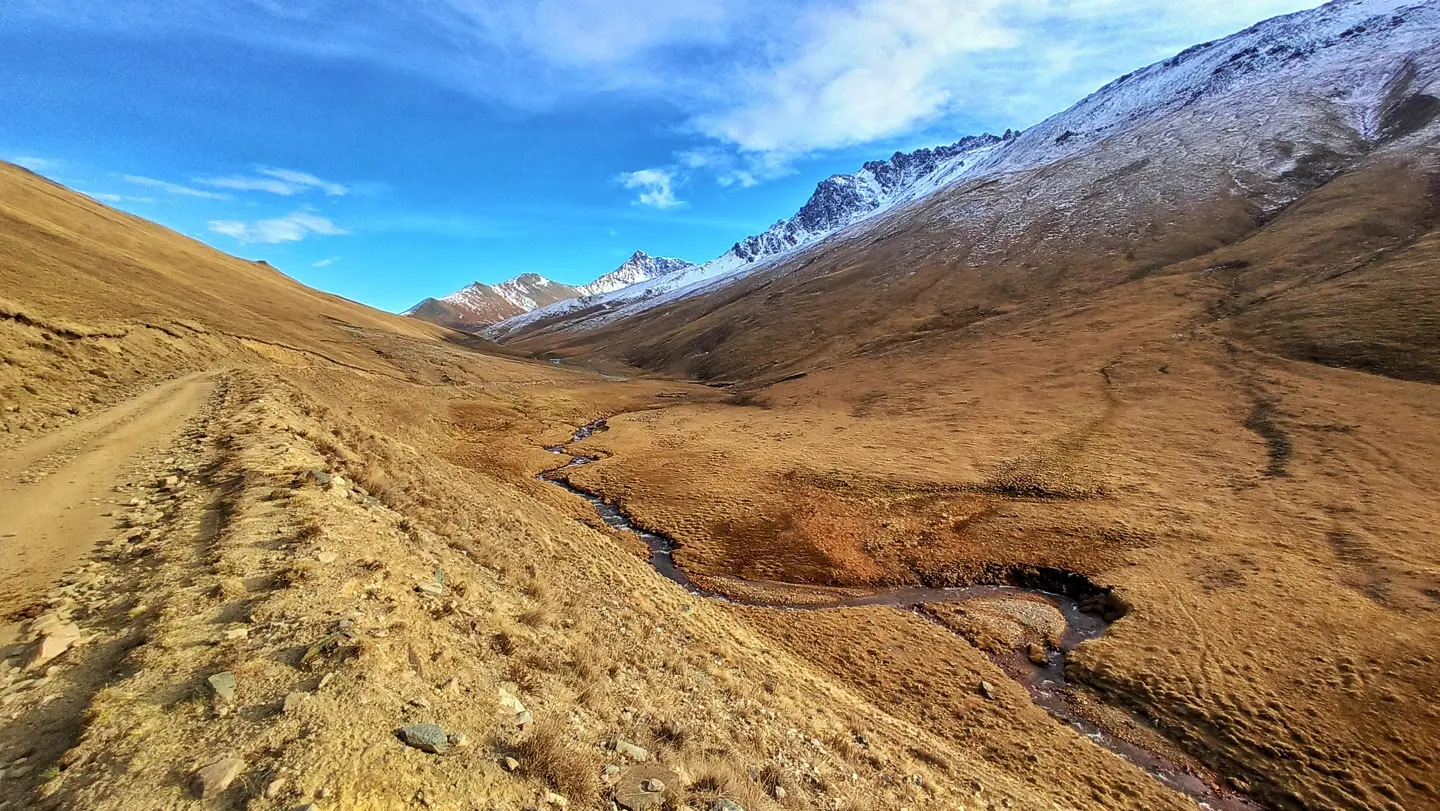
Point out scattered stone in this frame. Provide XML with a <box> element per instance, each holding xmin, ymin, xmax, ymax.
<box><xmin>193</xmin><ymin>755</ymin><xmax>244</xmax><ymax>798</ymax></box>
<box><xmin>415</xmin><ymin>582</ymin><xmax>444</xmax><ymax>596</ymax></box>
<box><xmin>712</xmin><ymin>801</ymin><xmax>744</xmax><ymax>811</ymax></box>
<box><xmin>502</xmin><ymin>756</ymin><xmax>520</xmax><ymax>772</ymax></box>
<box><xmin>396</xmin><ymin>723</ymin><xmax>449</xmax><ymax>755</ymax></box>
<box><xmin>408</xmin><ymin>696</ymin><xmax>431</xmax><ymax>709</ymax></box>
<box><xmin>264</xmin><ymin>777</ymin><xmax>286</xmax><ymax>799</ymax></box>
<box><xmin>24</xmin><ymin>623</ymin><xmax>81</xmax><ymax>671</ymax></box>
<box><xmin>979</xmin><ymin>681</ymin><xmax>997</xmax><ymax>700</ymax></box>
<box><xmin>1027</xmin><ymin>642</ymin><xmax>1048</xmax><ymax>666</ymax></box>
<box><xmin>642</xmin><ymin>778</ymin><xmax>666</xmax><ymax>792</ymax></box>
<box><xmin>307</xmin><ymin>470</ymin><xmax>333</xmax><ymax>486</ymax></box>
<box><xmin>602</xmin><ymin>764</ymin><xmax>621</xmax><ymax>781</ymax></box>
<box><xmin>441</xmin><ymin>676</ymin><xmax>461</xmax><ymax>695</ymax></box>
<box><xmin>283</xmin><ymin>692</ymin><xmax>309</xmax><ymax>714</ymax></box>
<box><xmin>159</xmin><ymin>475</ymin><xmax>181</xmax><ymax>491</ymax></box>
<box><xmin>615</xmin><ymin>765</ymin><xmax>678</xmax><ymax>811</ymax></box>
<box><xmin>318</xmin><ymin>673</ymin><xmax>335</xmax><ymax>690</ymax></box>
<box><xmin>207</xmin><ymin>671</ymin><xmax>237</xmax><ymax>704</ymax></box>
<box><xmin>316</xmin><ymin>551</ymin><xmax>337</xmax><ymax>564</ymax></box>
<box><xmin>773</xmin><ymin>785</ymin><xmax>787</xmax><ymax>800</ymax></box>
<box><xmin>299</xmin><ymin>632</ymin><xmax>345</xmax><ymax>666</ymax></box>
<box><xmin>498</xmin><ymin>688</ymin><xmax>526</xmax><ymax>714</ymax></box>
<box><xmin>614</xmin><ymin>737</ymin><xmax>650</xmax><ymax>763</ymax></box>
<box><xmin>516</xmin><ymin>710</ymin><xmax>534</xmax><ymax>730</ymax></box>
<box><xmin>447</xmin><ymin>730</ymin><xmax>469</xmax><ymax>749</ymax></box>
<box><xmin>544</xmin><ymin>791</ymin><xmax>569</xmax><ymax>808</ymax></box>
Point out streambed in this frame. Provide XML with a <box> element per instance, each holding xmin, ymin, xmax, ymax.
<box><xmin>541</xmin><ymin>419</ymin><xmax>1263</xmax><ymax>811</ymax></box>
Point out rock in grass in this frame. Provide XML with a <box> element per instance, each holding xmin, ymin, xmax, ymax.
<box><xmin>207</xmin><ymin>671</ymin><xmax>237</xmax><ymax>704</ymax></box>
<box><xmin>397</xmin><ymin>723</ymin><xmax>449</xmax><ymax>754</ymax></box>
<box><xmin>193</xmin><ymin>755</ymin><xmax>244</xmax><ymax>798</ymax></box>
<box><xmin>614</xmin><ymin>765</ymin><xmax>677</xmax><ymax>811</ymax></box>
<box><xmin>25</xmin><ymin>623</ymin><xmax>81</xmax><ymax>671</ymax></box>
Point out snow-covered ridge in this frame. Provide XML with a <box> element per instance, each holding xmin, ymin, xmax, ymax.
<box><xmin>578</xmin><ymin>251</ymin><xmax>695</xmax><ymax>296</ymax></box>
<box><xmin>488</xmin><ymin>0</ymin><xmax>1440</xmax><ymax>341</ymax></box>
<box><xmin>486</xmin><ymin>133</ymin><xmax>1007</xmax><ymax>338</ymax></box>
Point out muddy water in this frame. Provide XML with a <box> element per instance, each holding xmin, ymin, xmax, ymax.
<box><xmin>542</xmin><ymin>420</ymin><xmax>1263</xmax><ymax>811</ymax></box>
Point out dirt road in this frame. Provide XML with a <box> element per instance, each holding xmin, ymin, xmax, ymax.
<box><xmin>0</xmin><ymin>373</ymin><xmax>215</xmax><ymax>623</ymax></box>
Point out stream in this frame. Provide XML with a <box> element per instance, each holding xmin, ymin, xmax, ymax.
<box><xmin>541</xmin><ymin>419</ymin><xmax>1263</xmax><ymax>811</ymax></box>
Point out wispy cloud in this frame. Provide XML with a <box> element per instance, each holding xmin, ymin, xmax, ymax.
<box><xmin>619</xmin><ymin>168</ymin><xmax>682</xmax><ymax>209</ymax></box>
<box><xmin>197</xmin><ymin>166</ymin><xmax>348</xmax><ymax>196</ymax></box>
<box><xmin>79</xmin><ymin>191</ymin><xmax>155</xmax><ymax>205</ymax></box>
<box><xmin>208</xmin><ymin>211</ymin><xmax>347</xmax><ymax>244</ymax></box>
<box><xmin>123</xmin><ymin>174</ymin><xmax>230</xmax><ymax>199</ymax></box>
<box><xmin>18</xmin><ymin>0</ymin><xmax>1323</xmax><ymax>180</ymax></box>
<box><xmin>10</xmin><ymin>155</ymin><xmax>62</xmax><ymax>172</ymax></box>
<box><xmin>311</xmin><ymin>256</ymin><xmax>339</xmax><ymax>268</ymax></box>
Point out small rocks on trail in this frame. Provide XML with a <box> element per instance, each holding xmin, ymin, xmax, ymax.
<box><xmin>979</xmin><ymin>681</ymin><xmax>998</xmax><ymax>700</ymax></box>
<box><xmin>396</xmin><ymin>723</ymin><xmax>450</xmax><ymax>754</ymax></box>
<box><xmin>207</xmin><ymin>671</ymin><xmax>237</xmax><ymax>704</ymax></box>
<box><xmin>712</xmin><ymin>801</ymin><xmax>745</xmax><ymax>811</ymax></box>
<box><xmin>193</xmin><ymin>755</ymin><xmax>244</xmax><ymax>798</ymax></box>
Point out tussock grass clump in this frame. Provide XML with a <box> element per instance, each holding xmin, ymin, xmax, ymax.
<box><xmin>515</xmin><ymin>719</ymin><xmax>601</xmax><ymax>802</ymax></box>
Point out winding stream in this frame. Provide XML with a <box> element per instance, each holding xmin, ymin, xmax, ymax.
<box><xmin>542</xmin><ymin>419</ymin><xmax>1263</xmax><ymax>811</ymax></box>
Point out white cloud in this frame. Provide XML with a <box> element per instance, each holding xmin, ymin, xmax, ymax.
<box><xmin>123</xmin><ymin>174</ymin><xmax>230</xmax><ymax>199</ymax></box>
<box><xmin>619</xmin><ymin>168</ymin><xmax>682</xmax><ymax>209</ymax></box>
<box><xmin>208</xmin><ymin>211</ymin><xmax>347</xmax><ymax>244</ymax></box>
<box><xmin>19</xmin><ymin>0</ymin><xmax>1324</xmax><ymax>180</ymax></box>
<box><xmin>312</xmin><ymin>256</ymin><xmax>339</xmax><ymax>267</ymax></box>
<box><xmin>198</xmin><ymin>167</ymin><xmax>348</xmax><ymax>196</ymax></box>
<box><xmin>696</xmin><ymin>0</ymin><xmax>1014</xmax><ymax>157</ymax></box>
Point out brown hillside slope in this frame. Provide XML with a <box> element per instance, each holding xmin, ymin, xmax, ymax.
<box><xmin>0</xmin><ymin>166</ymin><xmax>1215</xmax><ymax>810</ymax></box>
<box><xmin>482</xmin><ymin>39</ymin><xmax>1440</xmax><ymax>811</ymax></box>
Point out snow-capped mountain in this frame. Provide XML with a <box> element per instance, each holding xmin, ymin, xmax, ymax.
<box><xmin>487</xmin><ymin>0</ymin><xmax>1440</xmax><ymax>344</ymax></box>
<box><xmin>405</xmin><ymin>255</ymin><xmax>694</xmax><ymax>332</ymax></box>
<box><xmin>486</xmin><ymin>134</ymin><xmax>1006</xmax><ymax>338</ymax></box>
<box><xmin>578</xmin><ymin>251</ymin><xmax>695</xmax><ymax>296</ymax></box>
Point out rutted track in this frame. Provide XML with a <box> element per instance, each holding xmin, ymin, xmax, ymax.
<box><xmin>542</xmin><ymin>418</ymin><xmax>1265</xmax><ymax>811</ymax></box>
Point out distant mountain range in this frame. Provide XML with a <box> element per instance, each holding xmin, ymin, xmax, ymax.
<box><xmin>403</xmin><ymin>251</ymin><xmax>695</xmax><ymax>331</ymax></box>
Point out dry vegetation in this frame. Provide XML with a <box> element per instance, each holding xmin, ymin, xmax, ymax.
<box><xmin>1</xmin><ymin>120</ymin><xmax>1438</xmax><ymax>811</ymax></box>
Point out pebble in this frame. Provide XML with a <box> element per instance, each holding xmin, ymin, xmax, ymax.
<box><xmin>712</xmin><ymin>801</ymin><xmax>745</xmax><ymax>811</ymax></box>
<box><xmin>221</xmin><ymin>627</ymin><xmax>249</xmax><ymax>641</ymax></box>
<box><xmin>979</xmin><ymin>681</ymin><xmax>997</xmax><ymax>700</ymax></box>
<box><xmin>614</xmin><ymin>737</ymin><xmax>650</xmax><ymax>762</ymax></box>
<box><xmin>316</xmin><ymin>551</ymin><xmax>337</xmax><ymax>564</ymax></box>
<box><xmin>283</xmin><ymin>692</ymin><xmax>309</xmax><ymax>714</ymax></box>
<box><xmin>502</xmin><ymin>756</ymin><xmax>520</xmax><ymax>772</ymax></box>
<box><xmin>545</xmin><ymin>792</ymin><xmax>569</xmax><ymax>808</ymax></box>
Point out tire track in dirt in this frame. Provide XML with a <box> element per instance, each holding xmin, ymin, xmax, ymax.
<box><xmin>0</xmin><ymin>373</ymin><xmax>217</xmax><ymax>623</ymax></box>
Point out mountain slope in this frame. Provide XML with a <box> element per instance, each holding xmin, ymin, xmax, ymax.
<box><xmin>492</xmin><ymin>0</ymin><xmax>1440</xmax><ymax>357</ymax></box>
<box><xmin>407</xmin><ymin>253</ymin><xmax>694</xmax><ymax>331</ymax></box>
<box><xmin>577</xmin><ymin>251</ymin><xmax>695</xmax><ymax>296</ymax></box>
<box><xmin>404</xmin><ymin>274</ymin><xmax>583</xmax><ymax>331</ymax></box>
<box><xmin>487</xmin><ymin>134</ymin><xmax>1004</xmax><ymax>339</ymax></box>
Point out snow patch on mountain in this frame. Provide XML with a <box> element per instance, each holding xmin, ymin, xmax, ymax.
<box><xmin>486</xmin><ymin>134</ymin><xmax>1007</xmax><ymax>338</ymax></box>
<box><xmin>578</xmin><ymin>251</ymin><xmax>695</xmax><ymax>296</ymax></box>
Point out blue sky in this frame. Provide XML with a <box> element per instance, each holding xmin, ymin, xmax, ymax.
<box><xmin>1</xmin><ymin>0</ymin><xmax>1321</xmax><ymax>313</ymax></box>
